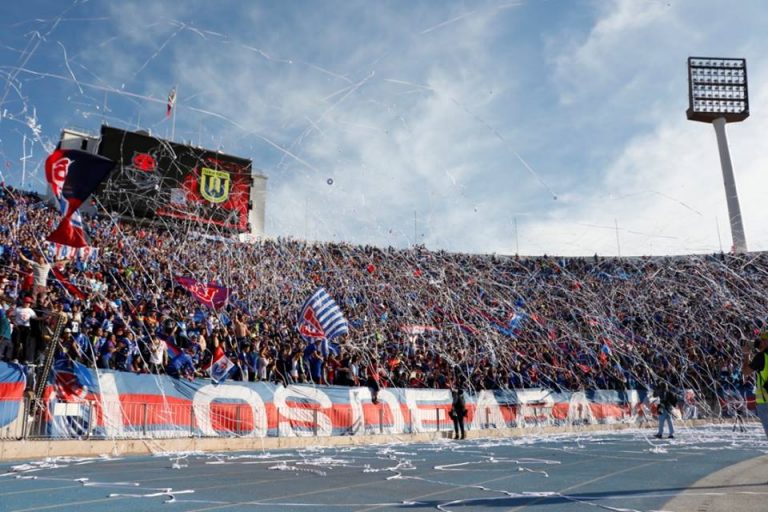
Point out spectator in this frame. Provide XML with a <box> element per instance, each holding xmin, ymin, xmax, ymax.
<box><xmin>2</xmin><ymin>183</ymin><xmax>768</xmax><ymax>405</ymax></box>
<box><xmin>241</xmin><ymin>342</ymin><xmax>257</xmax><ymax>382</ymax></box>
<box><xmin>742</xmin><ymin>332</ymin><xmax>768</xmax><ymax>439</ymax></box>
<box><xmin>18</xmin><ymin>250</ymin><xmax>52</xmax><ymax>304</ymax></box>
<box><xmin>166</xmin><ymin>347</ymin><xmax>196</xmax><ymax>381</ymax></box>
<box><xmin>12</xmin><ymin>296</ymin><xmax>37</xmax><ymax>363</ymax></box>
<box><xmin>449</xmin><ymin>386</ymin><xmax>468</xmax><ymax>440</ymax></box>
<box><xmin>654</xmin><ymin>381</ymin><xmax>677</xmax><ymax>439</ymax></box>
<box><xmin>0</xmin><ymin>303</ymin><xmax>12</xmax><ymax>362</ymax></box>
<box><xmin>147</xmin><ymin>335</ymin><xmax>168</xmax><ymax>374</ymax></box>
<box><xmin>98</xmin><ymin>332</ymin><xmax>117</xmax><ymax>369</ymax></box>
<box><xmin>257</xmin><ymin>346</ymin><xmax>270</xmax><ymax>381</ymax></box>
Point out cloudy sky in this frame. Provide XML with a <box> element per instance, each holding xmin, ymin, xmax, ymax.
<box><xmin>1</xmin><ymin>0</ymin><xmax>767</xmax><ymax>257</ymax></box>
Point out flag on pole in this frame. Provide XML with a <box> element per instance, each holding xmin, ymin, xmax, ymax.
<box><xmin>166</xmin><ymin>87</ymin><xmax>176</xmax><ymax>117</ymax></box>
<box><xmin>210</xmin><ymin>345</ymin><xmax>234</xmax><ymax>384</ymax></box>
<box><xmin>45</xmin><ymin>148</ymin><xmax>114</xmax><ymax>248</ymax></box>
<box><xmin>297</xmin><ymin>287</ymin><xmax>349</xmax><ymax>344</ymax></box>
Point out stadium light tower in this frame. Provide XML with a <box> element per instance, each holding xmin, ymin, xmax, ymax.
<box><xmin>687</xmin><ymin>56</ymin><xmax>749</xmax><ymax>253</ymax></box>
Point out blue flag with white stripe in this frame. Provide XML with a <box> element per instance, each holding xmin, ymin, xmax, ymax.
<box><xmin>297</xmin><ymin>288</ymin><xmax>349</xmax><ymax>350</ymax></box>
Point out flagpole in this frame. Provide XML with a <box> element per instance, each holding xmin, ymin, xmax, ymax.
<box><xmin>514</xmin><ymin>216</ymin><xmax>519</xmax><ymax>255</ymax></box>
<box><xmin>171</xmin><ymin>85</ymin><xmax>178</xmax><ymax>142</ymax></box>
<box><xmin>102</xmin><ymin>91</ymin><xmax>108</xmax><ymax>126</ymax></box>
<box><xmin>715</xmin><ymin>216</ymin><xmax>723</xmax><ymax>253</ymax></box>
<box><xmin>21</xmin><ymin>135</ymin><xmax>27</xmax><ymax>190</ymax></box>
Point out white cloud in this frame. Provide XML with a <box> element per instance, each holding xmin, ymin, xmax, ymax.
<box><xmin>3</xmin><ymin>0</ymin><xmax>768</xmax><ymax>257</ymax></box>
<box><xmin>519</xmin><ymin>0</ymin><xmax>768</xmax><ymax>256</ymax></box>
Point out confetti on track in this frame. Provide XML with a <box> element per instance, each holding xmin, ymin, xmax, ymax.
<box><xmin>2</xmin><ymin>426</ymin><xmax>768</xmax><ymax>512</ymax></box>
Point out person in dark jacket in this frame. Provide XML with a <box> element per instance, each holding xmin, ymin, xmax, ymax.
<box><xmin>654</xmin><ymin>382</ymin><xmax>677</xmax><ymax>439</ymax></box>
<box><xmin>449</xmin><ymin>387</ymin><xmax>467</xmax><ymax>439</ymax></box>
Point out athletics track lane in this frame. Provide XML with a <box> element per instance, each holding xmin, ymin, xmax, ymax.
<box><xmin>1</xmin><ymin>425</ymin><xmax>767</xmax><ymax>512</ymax></box>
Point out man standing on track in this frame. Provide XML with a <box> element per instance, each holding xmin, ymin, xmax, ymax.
<box><xmin>654</xmin><ymin>381</ymin><xmax>677</xmax><ymax>439</ymax></box>
<box><xmin>450</xmin><ymin>386</ymin><xmax>467</xmax><ymax>440</ymax></box>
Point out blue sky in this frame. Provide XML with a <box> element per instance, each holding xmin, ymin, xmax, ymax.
<box><xmin>1</xmin><ymin>0</ymin><xmax>767</xmax><ymax>256</ymax></box>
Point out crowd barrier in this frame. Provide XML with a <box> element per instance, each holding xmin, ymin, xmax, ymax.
<box><xmin>0</xmin><ymin>362</ymin><xmax>711</xmax><ymax>441</ymax></box>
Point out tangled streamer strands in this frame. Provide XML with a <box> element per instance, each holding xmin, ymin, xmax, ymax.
<box><xmin>1</xmin><ymin>184</ymin><xmax>765</xmax><ymax>408</ymax></box>
<box><xmin>0</xmin><ymin>0</ymin><xmax>762</xmax><ymax>418</ymax></box>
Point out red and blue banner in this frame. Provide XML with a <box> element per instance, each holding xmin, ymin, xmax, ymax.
<box><xmin>0</xmin><ymin>362</ymin><xmax>657</xmax><ymax>439</ymax></box>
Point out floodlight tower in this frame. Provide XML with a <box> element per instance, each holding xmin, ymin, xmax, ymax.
<box><xmin>687</xmin><ymin>57</ymin><xmax>750</xmax><ymax>253</ymax></box>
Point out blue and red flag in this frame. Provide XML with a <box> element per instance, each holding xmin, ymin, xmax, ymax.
<box><xmin>209</xmin><ymin>345</ymin><xmax>234</xmax><ymax>384</ymax></box>
<box><xmin>297</xmin><ymin>288</ymin><xmax>349</xmax><ymax>352</ymax></box>
<box><xmin>45</xmin><ymin>148</ymin><xmax>114</xmax><ymax>248</ymax></box>
<box><xmin>0</xmin><ymin>362</ymin><xmax>25</xmax><ymax>429</ymax></box>
<box><xmin>52</xmin><ymin>359</ymin><xmax>96</xmax><ymax>401</ymax></box>
<box><xmin>164</xmin><ymin>338</ymin><xmax>182</xmax><ymax>358</ymax></box>
<box><xmin>175</xmin><ymin>276</ymin><xmax>229</xmax><ymax>309</ymax></box>
<box><xmin>50</xmin><ymin>266</ymin><xmax>87</xmax><ymax>300</ymax></box>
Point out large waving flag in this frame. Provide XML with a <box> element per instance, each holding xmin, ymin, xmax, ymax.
<box><xmin>175</xmin><ymin>276</ymin><xmax>229</xmax><ymax>309</ymax></box>
<box><xmin>297</xmin><ymin>288</ymin><xmax>349</xmax><ymax>345</ymax></box>
<box><xmin>45</xmin><ymin>148</ymin><xmax>114</xmax><ymax>248</ymax></box>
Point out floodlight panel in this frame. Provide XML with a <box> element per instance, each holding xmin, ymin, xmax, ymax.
<box><xmin>687</xmin><ymin>56</ymin><xmax>749</xmax><ymax>122</ymax></box>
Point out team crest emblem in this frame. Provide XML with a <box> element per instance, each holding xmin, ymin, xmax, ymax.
<box><xmin>48</xmin><ymin>157</ymin><xmax>73</xmax><ymax>197</ymax></box>
<box><xmin>200</xmin><ymin>167</ymin><xmax>230</xmax><ymax>203</ymax></box>
<box><xmin>298</xmin><ymin>307</ymin><xmax>325</xmax><ymax>339</ymax></box>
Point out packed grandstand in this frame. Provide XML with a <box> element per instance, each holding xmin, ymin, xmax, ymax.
<box><xmin>1</xmin><ymin>183</ymin><xmax>763</xmax><ymax>411</ymax></box>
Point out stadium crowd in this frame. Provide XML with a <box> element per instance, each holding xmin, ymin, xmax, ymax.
<box><xmin>1</xmin><ymin>185</ymin><xmax>766</xmax><ymax>404</ymax></box>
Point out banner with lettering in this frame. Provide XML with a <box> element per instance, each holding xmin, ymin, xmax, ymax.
<box><xmin>0</xmin><ymin>361</ymin><xmax>662</xmax><ymax>439</ymax></box>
